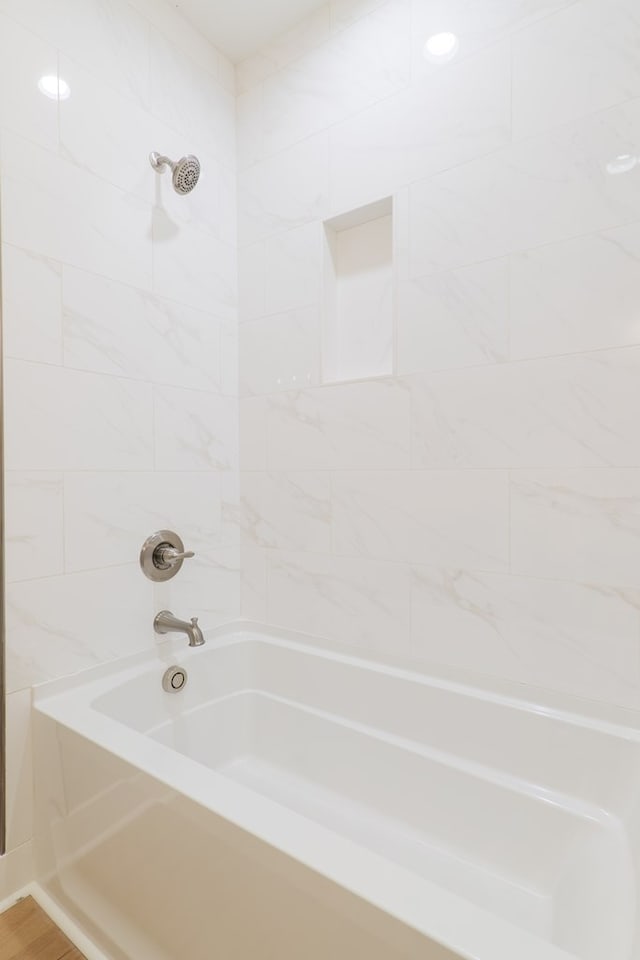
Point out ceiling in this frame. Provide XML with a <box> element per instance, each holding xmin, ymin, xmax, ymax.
<box><xmin>172</xmin><ymin>0</ymin><xmax>326</xmax><ymax>61</ymax></box>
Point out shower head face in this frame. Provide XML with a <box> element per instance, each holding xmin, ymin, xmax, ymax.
<box><xmin>172</xmin><ymin>155</ymin><xmax>201</xmax><ymax>195</ymax></box>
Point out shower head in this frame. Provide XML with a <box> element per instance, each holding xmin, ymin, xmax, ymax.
<box><xmin>149</xmin><ymin>151</ymin><xmax>201</xmax><ymax>195</ymax></box>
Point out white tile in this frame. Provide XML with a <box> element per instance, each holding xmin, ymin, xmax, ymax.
<box><xmin>64</xmin><ymin>472</ymin><xmax>222</xmax><ymax>572</ymax></box>
<box><xmin>242</xmin><ymin>472</ymin><xmax>331</xmax><ymax>551</ymax></box>
<box><xmin>265</xmin><ymin>223</ymin><xmax>322</xmax><ymax>315</ymax></box>
<box><xmin>411</xmin><ymin>567</ymin><xmax>640</xmax><ymax>708</ymax></box>
<box><xmin>6</xmin><ymin>565</ymin><xmax>153</xmax><ymax>693</ymax></box>
<box><xmin>332</xmin><ymin>470</ymin><xmax>509</xmax><ymax>570</ymax></box>
<box><xmin>513</xmin><ymin>0</ymin><xmax>640</xmax><ymax>140</ymax></box>
<box><xmin>511</xmin><ymin>470</ymin><xmax>640</xmax><ymax>585</ymax></box>
<box><xmin>150</xmin><ymin>27</ymin><xmax>234</xmax><ymax>165</ymax></box>
<box><xmin>411</xmin><ymin>0</ymin><xmax>576</xmax><ymax>79</ymax></box>
<box><xmin>59</xmin><ymin>54</ymin><xmax>155</xmax><ymax>203</ymax></box>
<box><xmin>267</xmin><ymin>549</ymin><xmax>411</xmax><ymax>653</ymax></box>
<box><xmin>240</xmin><ymin>307</ymin><xmax>320</xmax><ymax>396</ymax></box>
<box><xmin>239</xmin><ymin>133</ymin><xmax>329</xmax><ymax>245</ymax></box>
<box><xmin>1</xmin><ymin>133</ymin><xmax>152</xmax><ymax>290</ymax></box>
<box><xmin>239</xmin><ymin>242</ymin><xmax>266</xmax><ymax>322</ymax></box>
<box><xmin>242</xmin><ymin>544</ymin><xmax>268</xmax><ymax>622</ymax></box>
<box><xmin>331</xmin><ymin>0</ymin><xmax>387</xmax><ymax>32</ymax></box>
<box><xmin>63</xmin><ymin>266</ymin><xmax>221</xmax><ymax>391</ymax></box>
<box><xmin>152</xmin><ymin>213</ymin><xmax>236</xmax><ymax>319</ymax></box>
<box><xmin>510</xmin><ymin>222</ymin><xmax>640</xmax><ymax>359</ymax></box>
<box><xmin>397</xmin><ymin>258</ymin><xmax>508</xmax><ymax>374</ymax></box>
<box><xmin>5</xmin><ymin>473</ymin><xmax>64</xmax><ymax>582</ymax></box>
<box><xmin>5</xmin><ymin>361</ymin><xmax>154</xmax><ymax>471</ymax></box>
<box><xmin>5</xmin><ymin>690</ymin><xmax>33</xmax><ymax>851</ymax></box>
<box><xmin>153</xmin><ymin>386</ymin><xmax>238</xmax><ymax>471</ymax></box>
<box><xmin>2</xmin><ymin>245</ymin><xmax>62</xmax><ymax>365</ymax></box>
<box><xmin>237</xmin><ymin>7</ymin><xmax>332</xmax><ymax>93</ymax></box>
<box><xmin>409</xmin><ymin>98</ymin><xmax>640</xmax><ymax>277</ymax></box>
<box><xmin>0</xmin><ymin>0</ymin><xmax>151</xmax><ymax>106</ymax></box>
<box><xmin>329</xmin><ymin>42</ymin><xmax>511</xmax><ymax>213</ymax></box>
<box><xmin>0</xmin><ymin>13</ymin><xmax>58</xmax><ymax>149</ymax></box>
<box><xmin>240</xmin><ymin>397</ymin><xmax>268</xmax><ymax>471</ymax></box>
<box><xmin>157</xmin><ymin>544</ymin><xmax>241</xmax><ymax>629</ymax></box>
<box><xmin>260</xmin><ymin>0</ymin><xmax>411</xmax><ymax>158</ymax></box>
<box><xmin>409</xmin><ymin>347</ymin><xmax>640</xmax><ymax>469</ymax></box>
<box><xmin>237</xmin><ymin>84</ymin><xmax>264</xmax><ymax>169</ymax></box>
<box><xmin>267</xmin><ymin>380</ymin><xmax>411</xmax><ymax>470</ymax></box>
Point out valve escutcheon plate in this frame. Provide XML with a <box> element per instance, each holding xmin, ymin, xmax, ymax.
<box><xmin>140</xmin><ymin>529</ymin><xmax>187</xmax><ymax>583</ymax></box>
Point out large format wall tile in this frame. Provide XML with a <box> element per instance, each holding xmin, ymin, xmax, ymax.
<box><xmin>268</xmin><ymin>550</ymin><xmax>411</xmax><ymax>652</ymax></box>
<box><xmin>409</xmin><ymin>347</ymin><xmax>640</xmax><ymax>469</ymax></box>
<box><xmin>0</xmin><ymin>13</ymin><xmax>58</xmax><ymax>150</ymax></box>
<box><xmin>5</xmin><ymin>473</ymin><xmax>64</xmax><ymax>583</ymax></box>
<box><xmin>63</xmin><ymin>266</ymin><xmax>222</xmax><ymax>391</ymax></box>
<box><xmin>332</xmin><ymin>470</ymin><xmax>509</xmax><ymax>570</ymax></box>
<box><xmin>410</xmin><ymin>567</ymin><xmax>640</xmax><ymax>708</ymax></box>
<box><xmin>2</xmin><ymin>245</ymin><xmax>62</xmax><ymax>365</ymax></box>
<box><xmin>5</xmin><ymin>361</ymin><xmax>154</xmax><ymax>472</ymax></box>
<box><xmin>1</xmin><ymin>133</ymin><xmax>153</xmax><ymax>290</ymax></box>
<box><xmin>266</xmin><ymin>380</ymin><xmax>411</xmax><ymax>470</ymax></box>
<box><xmin>239</xmin><ymin>0</ymin><xmax>640</xmax><ymax>715</ymax></box>
<box><xmin>511</xmin><ymin>470</ymin><xmax>640</xmax><ymax>586</ymax></box>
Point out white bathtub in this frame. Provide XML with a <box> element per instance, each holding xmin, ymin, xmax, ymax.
<box><xmin>33</xmin><ymin>625</ymin><xmax>640</xmax><ymax>960</ymax></box>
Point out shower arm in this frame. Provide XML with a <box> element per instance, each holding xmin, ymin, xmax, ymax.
<box><xmin>149</xmin><ymin>152</ymin><xmax>176</xmax><ymax>173</ymax></box>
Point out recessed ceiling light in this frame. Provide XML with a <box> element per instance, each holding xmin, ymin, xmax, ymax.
<box><xmin>423</xmin><ymin>32</ymin><xmax>460</xmax><ymax>63</ymax></box>
<box><xmin>38</xmin><ymin>75</ymin><xmax>71</xmax><ymax>101</ymax></box>
<box><xmin>606</xmin><ymin>154</ymin><xmax>638</xmax><ymax>175</ymax></box>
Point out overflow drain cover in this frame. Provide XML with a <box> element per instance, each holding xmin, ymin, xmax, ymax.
<box><xmin>162</xmin><ymin>666</ymin><xmax>188</xmax><ymax>693</ymax></box>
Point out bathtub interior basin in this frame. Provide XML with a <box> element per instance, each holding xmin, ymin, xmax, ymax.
<box><xmin>34</xmin><ymin>626</ymin><xmax>640</xmax><ymax>960</ymax></box>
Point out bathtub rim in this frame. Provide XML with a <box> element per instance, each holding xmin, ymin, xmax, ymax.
<box><xmin>33</xmin><ymin>620</ymin><xmax>634</xmax><ymax>960</ymax></box>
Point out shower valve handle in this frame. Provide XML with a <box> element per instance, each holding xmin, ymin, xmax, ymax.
<box><xmin>156</xmin><ymin>545</ymin><xmax>195</xmax><ymax>567</ymax></box>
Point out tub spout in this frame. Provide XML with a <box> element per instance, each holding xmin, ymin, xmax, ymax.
<box><xmin>154</xmin><ymin>610</ymin><xmax>205</xmax><ymax>647</ymax></box>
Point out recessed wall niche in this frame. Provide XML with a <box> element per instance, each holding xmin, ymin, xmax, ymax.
<box><xmin>322</xmin><ymin>197</ymin><xmax>394</xmax><ymax>384</ymax></box>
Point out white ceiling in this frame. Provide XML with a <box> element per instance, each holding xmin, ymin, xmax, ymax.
<box><xmin>173</xmin><ymin>0</ymin><xmax>326</xmax><ymax>62</ymax></box>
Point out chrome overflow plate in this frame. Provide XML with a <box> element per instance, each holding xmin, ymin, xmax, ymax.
<box><xmin>162</xmin><ymin>665</ymin><xmax>188</xmax><ymax>693</ymax></box>
<box><xmin>140</xmin><ymin>530</ymin><xmax>195</xmax><ymax>582</ymax></box>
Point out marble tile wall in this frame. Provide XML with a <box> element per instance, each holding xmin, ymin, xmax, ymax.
<box><xmin>237</xmin><ymin>0</ymin><xmax>640</xmax><ymax>712</ymax></box>
<box><xmin>0</xmin><ymin>0</ymin><xmax>239</xmax><ymax>885</ymax></box>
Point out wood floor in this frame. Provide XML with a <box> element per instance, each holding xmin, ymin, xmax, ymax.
<box><xmin>0</xmin><ymin>896</ymin><xmax>85</xmax><ymax>960</ymax></box>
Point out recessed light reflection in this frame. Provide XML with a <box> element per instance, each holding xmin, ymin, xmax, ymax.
<box><xmin>423</xmin><ymin>32</ymin><xmax>459</xmax><ymax>62</ymax></box>
<box><xmin>38</xmin><ymin>75</ymin><xmax>71</xmax><ymax>101</ymax></box>
<box><xmin>606</xmin><ymin>154</ymin><xmax>638</xmax><ymax>175</ymax></box>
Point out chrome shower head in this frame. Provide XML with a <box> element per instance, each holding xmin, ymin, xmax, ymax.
<box><xmin>149</xmin><ymin>151</ymin><xmax>201</xmax><ymax>195</ymax></box>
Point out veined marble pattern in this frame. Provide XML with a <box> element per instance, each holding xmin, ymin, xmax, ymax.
<box><xmin>239</xmin><ymin>133</ymin><xmax>329</xmax><ymax>245</ymax></box>
<box><xmin>267</xmin><ymin>550</ymin><xmax>412</xmax><ymax>652</ymax></box>
<box><xmin>0</xmin><ymin>0</ymin><xmax>240</xmax><ymax>868</ymax></box>
<box><xmin>264</xmin><ymin>223</ymin><xmax>323</xmax><ymax>315</ymax></box>
<box><xmin>409</xmin><ymin>347</ymin><xmax>640</xmax><ymax>469</ymax></box>
<box><xmin>0</xmin><ymin>0</ymin><xmax>151</xmax><ymax>106</ymax></box>
<box><xmin>512</xmin><ymin>0</ymin><xmax>640</xmax><ymax>139</ymax></box>
<box><xmin>2</xmin><ymin>245</ymin><xmax>62</xmax><ymax>365</ymax></box>
<box><xmin>510</xmin><ymin>222</ymin><xmax>640</xmax><ymax>359</ymax></box>
<box><xmin>63</xmin><ymin>265</ymin><xmax>222</xmax><ymax>391</ymax></box>
<box><xmin>0</xmin><ymin>13</ymin><xmax>58</xmax><ymax>150</ymax></box>
<box><xmin>241</xmin><ymin>472</ymin><xmax>331</xmax><ymax>552</ymax></box>
<box><xmin>409</xmin><ymin>97</ymin><xmax>640</xmax><ymax>278</ymax></box>
<box><xmin>329</xmin><ymin>41</ymin><xmax>511</xmax><ymax>214</ymax></box>
<box><xmin>411</xmin><ymin>567</ymin><xmax>640</xmax><ymax>709</ymax></box>
<box><xmin>5</xmin><ymin>473</ymin><xmax>64</xmax><ymax>583</ymax></box>
<box><xmin>5</xmin><ymin>361</ymin><xmax>154</xmax><ymax>472</ymax></box>
<box><xmin>331</xmin><ymin>470</ymin><xmax>509</xmax><ymax>570</ymax></box>
<box><xmin>1</xmin><ymin>132</ymin><xmax>153</xmax><ymax>291</ymax></box>
<box><xmin>63</xmin><ymin>472</ymin><xmax>222</xmax><ymax>572</ymax></box>
<box><xmin>6</xmin><ymin>565</ymin><xmax>154</xmax><ymax>694</ymax></box>
<box><xmin>511</xmin><ymin>470</ymin><xmax>640</xmax><ymax>586</ymax></box>
<box><xmin>266</xmin><ymin>379</ymin><xmax>411</xmax><ymax>470</ymax></box>
<box><xmin>240</xmin><ymin>307</ymin><xmax>320</xmax><ymax>396</ymax></box>
<box><xmin>397</xmin><ymin>257</ymin><xmax>509</xmax><ymax>374</ymax></box>
<box><xmin>258</xmin><ymin>0</ymin><xmax>411</xmax><ymax>160</ymax></box>
<box><xmin>154</xmin><ymin>386</ymin><xmax>238</xmax><ymax>472</ymax></box>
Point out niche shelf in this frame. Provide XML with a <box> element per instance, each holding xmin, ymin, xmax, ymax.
<box><xmin>322</xmin><ymin>197</ymin><xmax>394</xmax><ymax>384</ymax></box>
